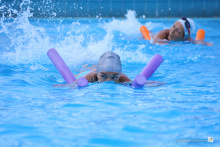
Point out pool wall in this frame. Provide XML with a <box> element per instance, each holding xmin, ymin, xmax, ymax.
<box><xmin>1</xmin><ymin>0</ymin><xmax>219</xmax><ymax>18</ymax></box>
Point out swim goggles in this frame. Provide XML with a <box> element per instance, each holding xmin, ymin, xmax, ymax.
<box><xmin>181</xmin><ymin>16</ymin><xmax>191</xmax><ymax>40</ymax></box>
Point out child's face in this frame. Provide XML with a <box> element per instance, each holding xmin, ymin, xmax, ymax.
<box><xmin>97</xmin><ymin>71</ymin><xmax>120</xmax><ymax>82</ymax></box>
<box><xmin>168</xmin><ymin>21</ymin><xmax>185</xmax><ymax>41</ymax></box>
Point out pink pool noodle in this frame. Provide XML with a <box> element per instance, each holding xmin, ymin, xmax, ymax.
<box><xmin>132</xmin><ymin>54</ymin><xmax>163</xmax><ymax>88</ymax></box>
<box><xmin>47</xmin><ymin>48</ymin><xmax>76</xmax><ymax>83</ymax></box>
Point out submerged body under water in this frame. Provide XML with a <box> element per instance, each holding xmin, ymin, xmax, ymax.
<box><xmin>0</xmin><ymin>10</ymin><xmax>220</xmax><ymax>146</ymax></box>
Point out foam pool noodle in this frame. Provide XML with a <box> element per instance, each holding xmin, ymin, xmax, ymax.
<box><xmin>196</xmin><ymin>29</ymin><xmax>205</xmax><ymax>41</ymax></box>
<box><xmin>140</xmin><ymin>26</ymin><xmax>151</xmax><ymax>40</ymax></box>
<box><xmin>132</xmin><ymin>54</ymin><xmax>163</xmax><ymax>88</ymax></box>
<box><xmin>47</xmin><ymin>48</ymin><xmax>88</xmax><ymax>87</ymax></box>
<box><xmin>132</xmin><ymin>75</ymin><xmax>147</xmax><ymax>89</ymax></box>
<box><xmin>77</xmin><ymin>77</ymin><xmax>88</xmax><ymax>87</ymax></box>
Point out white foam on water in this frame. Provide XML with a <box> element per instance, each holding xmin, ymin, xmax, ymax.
<box><xmin>0</xmin><ymin>0</ymin><xmax>51</xmax><ymax>65</ymax></box>
<box><xmin>114</xmin><ymin>47</ymin><xmax>151</xmax><ymax>64</ymax></box>
<box><xmin>144</xmin><ymin>21</ymin><xmax>167</xmax><ymax>32</ymax></box>
<box><xmin>0</xmin><ymin>0</ymin><xmax>115</xmax><ymax>68</ymax></box>
<box><xmin>53</xmin><ymin>30</ymin><xmax>115</xmax><ymax>68</ymax></box>
<box><xmin>102</xmin><ymin>10</ymin><xmax>166</xmax><ymax>35</ymax></box>
<box><xmin>0</xmin><ymin>1</ymin><xmax>165</xmax><ymax>69</ymax></box>
<box><xmin>102</xmin><ymin>10</ymin><xmax>142</xmax><ymax>36</ymax></box>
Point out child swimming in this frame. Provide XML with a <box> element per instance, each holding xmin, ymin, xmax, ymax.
<box><xmin>83</xmin><ymin>51</ymin><xmax>131</xmax><ymax>83</ymax></box>
<box><xmin>52</xmin><ymin>50</ymin><xmax>163</xmax><ymax>87</ymax></box>
<box><xmin>153</xmin><ymin>17</ymin><xmax>195</xmax><ymax>43</ymax></box>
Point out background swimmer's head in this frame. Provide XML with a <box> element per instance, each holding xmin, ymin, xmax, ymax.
<box><xmin>168</xmin><ymin>17</ymin><xmax>195</xmax><ymax>41</ymax></box>
<box><xmin>96</xmin><ymin>51</ymin><xmax>122</xmax><ymax>82</ymax></box>
<box><xmin>168</xmin><ymin>21</ymin><xmax>185</xmax><ymax>41</ymax></box>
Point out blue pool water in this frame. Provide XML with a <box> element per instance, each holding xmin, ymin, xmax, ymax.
<box><xmin>0</xmin><ymin>7</ymin><xmax>220</xmax><ymax>147</ymax></box>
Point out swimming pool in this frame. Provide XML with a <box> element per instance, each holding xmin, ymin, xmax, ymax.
<box><xmin>0</xmin><ymin>7</ymin><xmax>220</xmax><ymax>147</ymax></box>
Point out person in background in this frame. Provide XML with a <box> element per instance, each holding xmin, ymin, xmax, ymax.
<box><xmin>153</xmin><ymin>17</ymin><xmax>196</xmax><ymax>44</ymax></box>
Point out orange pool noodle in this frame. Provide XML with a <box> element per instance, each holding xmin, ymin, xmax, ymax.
<box><xmin>140</xmin><ymin>26</ymin><xmax>151</xmax><ymax>40</ymax></box>
<box><xmin>196</xmin><ymin>29</ymin><xmax>205</xmax><ymax>40</ymax></box>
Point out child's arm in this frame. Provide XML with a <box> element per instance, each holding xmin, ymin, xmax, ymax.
<box><xmin>153</xmin><ymin>29</ymin><xmax>170</xmax><ymax>44</ymax></box>
<box><xmin>189</xmin><ymin>38</ymin><xmax>213</xmax><ymax>46</ymax></box>
<box><xmin>145</xmin><ymin>81</ymin><xmax>165</xmax><ymax>87</ymax></box>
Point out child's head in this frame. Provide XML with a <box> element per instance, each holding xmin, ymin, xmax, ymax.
<box><xmin>169</xmin><ymin>17</ymin><xmax>195</xmax><ymax>41</ymax></box>
<box><xmin>96</xmin><ymin>51</ymin><xmax>122</xmax><ymax>82</ymax></box>
<box><xmin>168</xmin><ymin>21</ymin><xmax>185</xmax><ymax>41</ymax></box>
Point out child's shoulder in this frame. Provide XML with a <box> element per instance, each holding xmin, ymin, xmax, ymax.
<box><xmin>153</xmin><ymin>29</ymin><xmax>170</xmax><ymax>43</ymax></box>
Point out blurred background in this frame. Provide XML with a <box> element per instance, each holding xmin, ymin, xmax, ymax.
<box><xmin>1</xmin><ymin>0</ymin><xmax>219</xmax><ymax>18</ymax></box>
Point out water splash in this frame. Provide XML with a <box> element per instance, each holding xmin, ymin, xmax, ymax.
<box><xmin>0</xmin><ymin>1</ymin><xmax>164</xmax><ymax>69</ymax></box>
<box><xmin>102</xmin><ymin>10</ymin><xmax>166</xmax><ymax>36</ymax></box>
<box><xmin>0</xmin><ymin>0</ymin><xmax>50</xmax><ymax>65</ymax></box>
<box><xmin>102</xmin><ymin>10</ymin><xmax>142</xmax><ymax>36</ymax></box>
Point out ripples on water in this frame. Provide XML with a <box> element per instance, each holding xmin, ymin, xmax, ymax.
<box><xmin>0</xmin><ymin>1</ymin><xmax>220</xmax><ymax>146</ymax></box>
